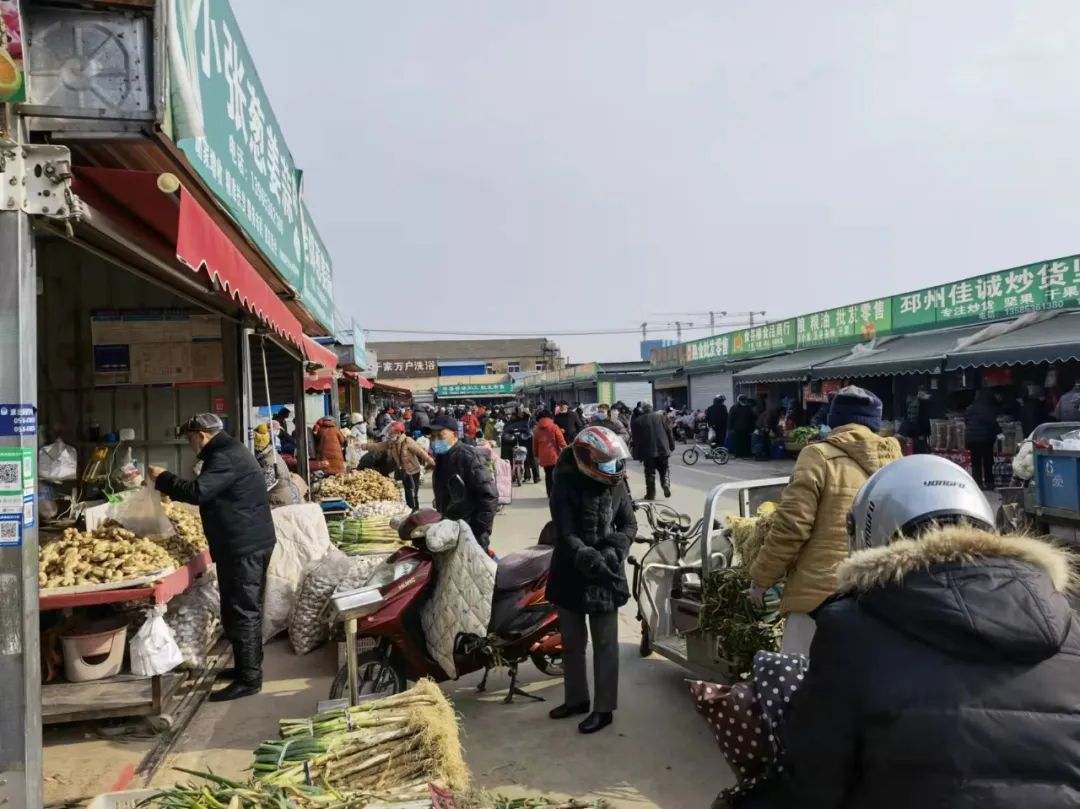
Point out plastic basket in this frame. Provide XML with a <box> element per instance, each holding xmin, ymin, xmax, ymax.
<box><xmin>87</xmin><ymin>789</ymin><xmax>158</xmax><ymax>809</ymax></box>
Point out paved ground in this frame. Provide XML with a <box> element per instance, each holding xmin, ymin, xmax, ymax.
<box><xmin>44</xmin><ymin>453</ymin><xmax>796</xmax><ymax>807</ymax></box>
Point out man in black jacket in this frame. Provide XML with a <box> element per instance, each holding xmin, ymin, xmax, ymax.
<box><xmin>427</xmin><ymin>414</ymin><xmax>498</xmax><ymax>551</ymax></box>
<box><xmin>553</xmin><ymin>401</ymin><xmax>585</xmax><ymax>443</ymax></box>
<box><xmin>630</xmin><ymin>403</ymin><xmax>676</xmax><ymax>499</ymax></box>
<box><xmin>149</xmin><ymin>414</ymin><xmax>276</xmax><ymax>702</ymax></box>
<box><xmin>704</xmin><ymin>395</ymin><xmax>728</xmax><ymax>447</ymax></box>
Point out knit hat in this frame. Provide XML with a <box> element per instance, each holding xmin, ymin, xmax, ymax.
<box><xmin>827</xmin><ymin>385</ymin><xmax>883</xmax><ymax>431</ymax></box>
<box><xmin>253</xmin><ymin>423</ymin><xmax>271</xmax><ymax>451</ymax></box>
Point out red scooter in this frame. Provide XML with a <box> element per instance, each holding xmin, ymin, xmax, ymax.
<box><xmin>329</xmin><ymin>512</ymin><xmax>563</xmax><ymax>703</ymax></box>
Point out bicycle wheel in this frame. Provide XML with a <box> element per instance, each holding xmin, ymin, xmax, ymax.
<box><xmin>712</xmin><ymin>447</ymin><xmax>731</xmax><ymax>465</ymax></box>
<box><xmin>682</xmin><ymin>447</ymin><xmax>700</xmax><ymax>465</ymax></box>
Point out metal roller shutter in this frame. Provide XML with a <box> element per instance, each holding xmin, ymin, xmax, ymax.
<box><xmin>690</xmin><ymin>372</ymin><xmax>733</xmax><ymax>411</ymax></box>
<box><xmin>614</xmin><ymin>380</ymin><xmax>652</xmax><ymax>407</ymax></box>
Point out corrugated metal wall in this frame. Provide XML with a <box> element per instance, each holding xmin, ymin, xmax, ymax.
<box><xmin>37</xmin><ymin>239</ymin><xmax>239</xmax><ymax>476</ymax></box>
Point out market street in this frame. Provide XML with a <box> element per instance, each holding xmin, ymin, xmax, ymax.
<box><xmin>128</xmin><ymin>462</ymin><xmax>800</xmax><ymax>809</ymax></box>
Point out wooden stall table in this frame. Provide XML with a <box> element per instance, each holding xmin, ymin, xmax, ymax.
<box><xmin>40</xmin><ymin>550</ymin><xmax>214</xmax><ymax>728</ymax></box>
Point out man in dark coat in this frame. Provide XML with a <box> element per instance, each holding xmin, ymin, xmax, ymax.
<box><xmin>409</xmin><ymin>405</ymin><xmax>431</xmax><ymax>435</ymax></box>
<box><xmin>964</xmin><ymin>388</ymin><xmax>1000</xmax><ymax>491</ymax></box>
<box><xmin>630</xmin><ymin>403</ymin><xmax>676</xmax><ymax>500</ymax></box>
<box><xmin>704</xmin><ymin>395</ymin><xmax>729</xmax><ymax>447</ymax></box>
<box><xmin>729</xmin><ymin>394</ymin><xmax>757</xmax><ymax>458</ymax></box>
<box><xmin>546</xmin><ymin>434</ymin><xmax>637</xmax><ymax>735</ymax></box>
<box><xmin>149</xmin><ymin>414</ymin><xmax>276</xmax><ymax>702</ymax></box>
<box><xmin>428</xmin><ymin>414</ymin><xmax>498</xmax><ymax>550</ymax></box>
<box><xmin>774</xmin><ymin>506</ymin><xmax>1080</xmax><ymax>807</ymax></box>
<box><xmin>553</xmin><ymin>401</ymin><xmax>585</xmax><ymax>442</ymax></box>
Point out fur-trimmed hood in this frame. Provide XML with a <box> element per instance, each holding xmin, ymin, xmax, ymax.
<box><xmin>832</xmin><ymin>526</ymin><xmax>1078</xmax><ymax>664</ymax></box>
<box><xmin>838</xmin><ymin>526</ymin><xmax>1077</xmax><ymax>594</ymax></box>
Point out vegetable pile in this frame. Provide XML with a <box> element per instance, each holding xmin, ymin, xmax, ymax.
<box><xmin>263</xmin><ymin>680</ymin><xmax>468</xmax><ymax>793</ymax></box>
<box><xmin>161</xmin><ymin>497</ymin><xmax>208</xmax><ymax>561</ymax></box>
<box><xmin>320</xmin><ymin>470</ymin><xmax>401</xmax><ymax>507</ymax></box>
<box><xmin>785</xmin><ymin>426</ymin><xmax>821</xmax><ymax>449</ymax></box>
<box><xmin>696</xmin><ymin>567</ymin><xmax>783</xmax><ymax>681</ymax></box>
<box><xmin>692</xmin><ymin>502</ymin><xmax>783</xmax><ymax>680</ymax></box>
<box><xmin>725</xmin><ymin>502</ymin><xmax>777</xmax><ymax>570</ymax></box>
<box><xmin>39</xmin><ymin>523</ymin><xmax>175</xmax><ymax>589</ymax></box>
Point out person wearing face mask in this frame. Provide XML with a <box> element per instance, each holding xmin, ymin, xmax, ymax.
<box><xmin>589</xmin><ymin>403</ymin><xmax>628</xmax><ymax>439</ymax></box>
<box><xmin>427</xmin><ymin>414</ymin><xmax>499</xmax><ymax>551</ymax></box>
<box><xmin>149</xmin><ymin>414</ymin><xmax>276</xmax><ymax>702</ymax></box>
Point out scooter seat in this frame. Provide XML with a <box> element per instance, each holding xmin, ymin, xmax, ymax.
<box><xmin>495</xmin><ymin>545</ymin><xmax>553</xmax><ymax>591</ymax></box>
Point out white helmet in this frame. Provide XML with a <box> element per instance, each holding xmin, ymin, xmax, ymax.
<box><xmin>847</xmin><ymin>455</ymin><xmax>995</xmax><ymax>553</ymax></box>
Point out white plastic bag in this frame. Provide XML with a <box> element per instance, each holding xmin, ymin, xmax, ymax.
<box><xmin>130</xmin><ymin>606</ymin><xmax>183</xmax><ymax>676</ymax></box>
<box><xmin>1013</xmin><ymin>440</ymin><xmax>1035</xmax><ymax>482</ymax></box>
<box><xmin>105</xmin><ymin>487</ymin><xmax>174</xmax><ymax>538</ymax></box>
<box><xmin>39</xmin><ymin>438</ymin><xmax>78</xmax><ymax>482</ymax></box>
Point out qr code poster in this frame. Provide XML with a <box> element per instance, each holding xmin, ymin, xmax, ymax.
<box><xmin>0</xmin><ymin>461</ymin><xmax>18</xmax><ymax>486</ymax></box>
<box><xmin>0</xmin><ymin>447</ymin><xmax>29</xmax><ymax>497</ymax></box>
<box><xmin>0</xmin><ymin>515</ymin><xmax>20</xmax><ymax>547</ymax></box>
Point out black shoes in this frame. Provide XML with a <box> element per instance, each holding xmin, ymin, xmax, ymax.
<box><xmin>549</xmin><ymin>701</ymin><xmax>590</xmax><ymax>720</ymax></box>
<box><xmin>662</xmin><ymin>485</ymin><xmax>672</xmax><ymax>498</ymax></box>
<box><xmin>578</xmin><ymin>711</ymin><xmax>613</xmax><ymax>734</ymax></box>
<box><xmin>216</xmin><ymin>667</ymin><xmax>239</xmax><ymax>681</ymax></box>
<box><xmin>208</xmin><ymin>681</ymin><xmax>261</xmax><ymax>702</ymax></box>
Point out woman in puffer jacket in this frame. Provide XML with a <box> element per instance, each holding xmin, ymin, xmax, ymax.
<box><xmin>768</xmin><ymin>454</ymin><xmax>1080</xmax><ymax>809</ymax></box>
<box><xmin>546</xmin><ymin>427</ymin><xmax>637</xmax><ymax>736</ymax></box>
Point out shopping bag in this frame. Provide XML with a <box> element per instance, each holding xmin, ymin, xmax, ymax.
<box><xmin>130</xmin><ymin>606</ymin><xmax>184</xmax><ymax>676</ymax></box>
<box><xmin>104</xmin><ymin>487</ymin><xmax>174</xmax><ymax>537</ymax></box>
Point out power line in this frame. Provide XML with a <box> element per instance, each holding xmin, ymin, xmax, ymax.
<box><xmin>362</xmin><ymin>321</ymin><xmax>756</xmax><ymax>338</ymax></box>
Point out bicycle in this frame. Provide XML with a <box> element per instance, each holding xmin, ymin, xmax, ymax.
<box><xmin>682</xmin><ymin>443</ymin><xmax>730</xmax><ymax>466</ymax></box>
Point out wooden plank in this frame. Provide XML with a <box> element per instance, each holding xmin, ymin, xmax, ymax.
<box><xmin>42</xmin><ymin>673</ymin><xmax>183</xmax><ymax>724</ymax></box>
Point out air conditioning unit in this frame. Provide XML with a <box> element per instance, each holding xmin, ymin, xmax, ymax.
<box><xmin>22</xmin><ymin>3</ymin><xmax>159</xmax><ymax>135</ymax></box>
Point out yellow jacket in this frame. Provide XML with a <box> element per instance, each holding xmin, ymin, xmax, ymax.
<box><xmin>750</xmin><ymin>424</ymin><xmax>902</xmax><ymax>615</ymax></box>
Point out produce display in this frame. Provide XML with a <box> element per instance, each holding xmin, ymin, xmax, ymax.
<box><xmin>161</xmin><ymin>497</ymin><xmax>208</xmax><ymax>561</ymax></box>
<box><xmin>265</xmin><ymin>680</ymin><xmax>468</xmax><ymax>793</ymax></box>
<box><xmin>288</xmin><ymin>550</ymin><xmax>391</xmax><ymax>655</ymax></box>
<box><xmin>165</xmin><ymin>572</ymin><xmax>220</xmax><ymax>669</ymax></box>
<box><xmin>785</xmin><ymin>426</ymin><xmax>821</xmax><ymax>448</ymax></box>
<box><xmin>725</xmin><ymin>502</ymin><xmax>777</xmax><ymax>570</ymax></box>
<box><xmin>692</xmin><ymin>503</ymin><xmax>783</xmax><ymax>679</ymax></box>
<box><xmin>39</xmin><ymin>523</ymin><xmax>175</xmax><ymax>589</ymax></box>
<box><xmin>320</xmin><ymin>470</ymin><xmax>401</xmax><ymax>507</ymax></box>
<box><xmin>328</xmin><ymin>518</ymin><xmax>407</xmax><ymax>555</ymax></box>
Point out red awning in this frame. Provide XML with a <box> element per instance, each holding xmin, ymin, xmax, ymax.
<box><xmin>304</xmin><ymin>336</ymin><xmax>338</xmax><ymax>370</ymax></box>
<box><xmin>356</xmin><ymin>375</ymin><xmax>374</xmax><ymax>389</ymax></box>
<box><xmin>304</xmin><ymin>373</ymin><xmax>334</xmax><ymax>393</ymax></box>
<box><xmin>73</xmin><ymin>168</ymin><xmax>323</xmax><ymax>358</ymax></box>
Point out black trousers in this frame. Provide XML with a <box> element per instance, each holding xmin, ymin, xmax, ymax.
<box><xmin>402</xmin><ymin>472</ymin><xmax>420</xmax><ymax>510</ymax></box>
<box><xmin>643</xmin><ymin>456</ymin><xmax>671</xmax><ymax>495</ymax></box>
<box><xmin>526</xmin><ymin>447</ymin><xmax>540</xmax><ymax>483</ymax></box>
<box><xmin>968</xmin><ymin>441</ymin><xmax>996</xmax><ymax>490</ymax></box>
<box><xmin>559</xmin><ymin>607</ymin><xmax>619</xmax><ymax>712</ymax></box>
<box><xmin>217</xmin><ymin>547</ymin><xmax>273</xmax><ymax>686</ymax></box>
<box><xmin>543</xmin><ymin>465</ymin><xmax>555</xmax><ymax>497</ymax></box>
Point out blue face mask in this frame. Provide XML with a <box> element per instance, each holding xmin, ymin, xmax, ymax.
<box><xmin>598</xmin><ymin>460</ymin><xmax>617</xmax><ymax>474</ymax></box>
<box><xmin>596</xmin><ymin>412</ymin><xmax>607</xmax><ymax>421</ymax></box>
<box><xmin>432</xmin><ymin>439</ymin><xmax>452</xmax><ymax>455</ymax></box>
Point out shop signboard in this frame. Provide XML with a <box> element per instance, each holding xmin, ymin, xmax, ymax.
<box><xmin>685</xmin><ymin>334</ymin><xmax>730</xmax><ymax>366</ymax></box>
<box><xmin>892</xmin><ymin>254</ymin><xmax>1080</xmax><ymax>332</ymax></box>
<box><xmin>0</xmin><ymin>1</ymin><xmax>26</xmax><ymax>103</ymax></box>
<box><xmin>796</xmin><ymin>298</ymin><xmax>891</xmax><ymax>349</ymax></box>
<box><xmin>732</xmin><ymin>320</ymin><xmax>796</xmax><ymax>356</ymax></box>
<box><xmin>299</xmin><ymin>202</ymin><xmax>335</xmax><ymax>332</ymax></box>
<box><xmin>649</xmin><ymin>342</ymin><xmax>687</xmax><ymax>370</ymax></box>
<box><xmin>437</xmin><ymin>382</ymin><xmax>514</xmax><ymax>397</ymax></box>
<box><xmin>379</xmin><ymin>359</ymin><xmax>437</xmax><ymax>378</ymax></box>
<box><xmin>168</xmin><ymin>0</ymin><xmax>337</xmax><ymax>333</ymax></box>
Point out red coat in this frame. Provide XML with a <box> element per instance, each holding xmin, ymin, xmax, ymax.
<box><xmin>533</xmin><ymin>417</ymin><xmax>567</xmax><ymax>468</ymax></box>
<box><xmin>461</xmin><ymin>413</ymin><xmax>479</xmax><ymax>438</ymax></box>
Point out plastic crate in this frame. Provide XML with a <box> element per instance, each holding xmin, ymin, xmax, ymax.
<box><xmin>1034</xmin><ymin>449</ymin><xmax>1080</xmax><ymax>513</ymax></box>
<box><xmin>87</xmin><ymin>789</ymin><xmax>158</xmax><ymax>809</ymax></box>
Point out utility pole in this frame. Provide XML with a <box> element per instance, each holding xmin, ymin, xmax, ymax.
<box><xmin>641</xmin><ymin>322</ymin><xmax>647</xmax><ymax>341</ymax></box>
<box><xmin>748</xmin><ymin>310</ymin><xmax>766</xmax><ymax>327</ymax></box>
<box><xmin>0</xmin><ymin>122</ymin><xmax>44</xmax><ymax>809</ymax></box>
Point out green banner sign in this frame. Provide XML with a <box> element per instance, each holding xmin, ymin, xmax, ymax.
<box><xmin>892</xmin><ymin>255</ymin><xmax>1080</xmax><ymax>332</ymax></box>
<box><xmin>437</xmin><ymin>382</ymin><xmax>514</xmax><ymax>397</ymax></box>
<box><xmin>300</xmin><ymin>202</ymin><xmax>334</xmax><ymax>331</ymax></box>
<box><xmin>168</xmin><ymin>0</ymin><xmax>335</xmax><ymax>332</ymax></box>
<box><xmin>652</xmin><ymin>253</ymin><xmax>1080</xmax><ymax>370</ymax></box>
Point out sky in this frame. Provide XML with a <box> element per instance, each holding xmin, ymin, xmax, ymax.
<box><xmin>231</xmin><ymin>0</ymin><xmax>1080</xmax><ymax>364</ymax></box>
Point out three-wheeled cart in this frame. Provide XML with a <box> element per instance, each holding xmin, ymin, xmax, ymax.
<box><xmin>633</xmin><ymin>477</ymin><xmax>789</xmax><ymax>682</ymax></box>
<box><xmin>998</xmin><ymin>422</ymin><xmax>1080</xmax><ymax>545</ymax></box>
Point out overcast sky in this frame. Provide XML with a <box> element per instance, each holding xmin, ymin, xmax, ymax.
<box><xmin>231</xmin><ymin>0</ymin><xmax>1080</xmax><ymax>364</ymax></box>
